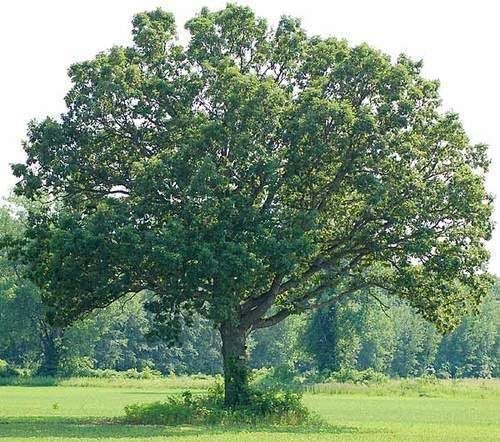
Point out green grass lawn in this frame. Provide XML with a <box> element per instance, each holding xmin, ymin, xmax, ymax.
<box><xmin>0</xmin><ymin>379</ymin><xmax>499</xmax><ymax>441</ymax></box>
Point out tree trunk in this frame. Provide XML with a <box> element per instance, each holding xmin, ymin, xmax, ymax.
<box><xmin>37</xmin><ymin>326</ymin><xmax>63</xmax><ymax>377</ymax></box>
<box><xmin>220</xmin><ymin>322</ymin><xmax>250</xmax><ymax>407</ymax></box>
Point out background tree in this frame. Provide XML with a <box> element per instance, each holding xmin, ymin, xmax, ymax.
<box><xmin>390</xmin><ymin>302</ymin><xmax>439</xmax><ymax>377</ymax></box>
<box><xmin>1</xmin><ymin>205</ymin><xmax>223</xmax><ymax>376</ymax></box>
<box><xmin>300</xmin><ymin>285</ymin><xmax>498</xmax><ymax>378</ymax></box>
<box><xmin>435</xmin><ymin>283</ymin><xmax>499</xmax><ymax>378</ymax></box>
<box><xmin>0</xmin><ymin>206</ymin><xmax>65</xmax><ymax>376</ymax></box>
<box><xmin>12</xmin><ymin>5</ymin><xmax>492</xmax><ymax>405</ymax></box>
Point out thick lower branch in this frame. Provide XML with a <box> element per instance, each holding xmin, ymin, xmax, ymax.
<box><xmin>240</xmin><ymin>275</ymin><xmax>283</xmax><ymax>328</ymax></box>
<box><xmin>253</xmin><ymin>309</ymin><xmax>292</xmax><ymax>329</ymax></box>
<box><xmin>253</xmin><ymin>284</ymin><xmax>366</xmax><ymax>330</ymax></box>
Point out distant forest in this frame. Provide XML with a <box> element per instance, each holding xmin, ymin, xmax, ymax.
<box><xmin>1</xmin><ymin>206</ymin><xmax>498</xmax><ymax>379</ymax></box>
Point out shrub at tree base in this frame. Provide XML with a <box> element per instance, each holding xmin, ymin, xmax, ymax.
<box><xmin>252</xmin><ymin>366</ymin><xmax>304</xmax><ymax>392</ymax></box>
<box><xmin>124</xmin><ymin>385</ymin><xmax>312</xmax><ymax>426</ymax></box>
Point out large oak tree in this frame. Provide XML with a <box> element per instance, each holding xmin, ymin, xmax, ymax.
<box><xmin>13</xmin><ymin>5</ymin><xmax>492</xmax><ymax>405</ymax></box>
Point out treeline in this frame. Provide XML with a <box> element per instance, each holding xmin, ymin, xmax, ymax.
<box><xmin>1</xmin><ymin>207</ymin><xmax>498</xmax><ymax>379</ymax></box>
<box><xmin>281</xmin><ymin>287</ymin><xmax>499</xmax><ymax>378</ymax></box>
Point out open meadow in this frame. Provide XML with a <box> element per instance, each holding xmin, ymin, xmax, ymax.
<box><xmin>0</xmin><ymin>377</ymin><xmax>499</xmax><ymax>441</ymax></box>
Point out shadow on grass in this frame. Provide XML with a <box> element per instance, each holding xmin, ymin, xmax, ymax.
<box><xmin>0</xmin><ymin>416</ymin><xmax>366</xmax><ymax>439</ymax></box>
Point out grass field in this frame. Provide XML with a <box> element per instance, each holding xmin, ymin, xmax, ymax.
<box><xmin>0</xmin><ymin>378</ymin><xmax>499</xmax><ymax>441</ymax></box>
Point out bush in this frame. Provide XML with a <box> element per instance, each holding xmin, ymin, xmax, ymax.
<box><xmin>124</xmin><ymin>383</ymin><xmax>312</xmax><ymax>426</ymax></box>
<box><xmin>252</xmin><ymin>365</ymin><xmax>303</xmax><ymax>391</ymax></box>
<box><xmin>241</xmin><ymin>389</ymin><xmax>309</xmax><ymax>424</ymax></box>
<box><xmin>57</xmin><ymin>361</ymin><xmax>162</xmax><ymax>379</ymax></box>
<box><xmin>57</xmin><ymin>357</ymin><xmax>95</xmax><ymax>377</ymax></box>
<box><xmin>0</xmin><ymin>359</ymin><xmax>20</xmax><ymax>378</ymax></box>
<box><xmin>327</xmin><ymin>368</ymin><xmax>388</xmax><ymax>384</ymax></box>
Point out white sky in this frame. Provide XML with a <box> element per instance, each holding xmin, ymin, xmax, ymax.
<box><xmin>0</xmin><ymin>0</ymin><xmax>498</xmax><ymax>275</ymax></box>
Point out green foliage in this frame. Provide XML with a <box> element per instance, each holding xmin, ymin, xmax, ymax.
<box><xmin>57</xmin><ymin>362</ymin><xmax>161</xmax><ymax>379</ymax></box>
<box><xmin>300</xmin><ymin>286</ymin><xmax>498</xmax><ymax>379</ymax></box>
<box><xmin>124</xmin><ymin>385</ymin><xmax>311</xmax><ymax>426</ymax></box>
<box><xmin>435</xmin><ymin>285</ymin><xmax>499</xmax><ymax>378</ymax></box>
<box><xmin>252</xmin><ymin>366</ymin><xmax>304</xmax><ymax>391</ymax></box>
<box><xmin>389</xmin><ymin>303</ymin><xmax>439</xmax><ymax>377</ymax></box>
<box><xmin>0</xmin><ymin>206</ymin><xmax>62</xmax><ymax>374</ymax></box>
<box><xmin>13</xmin><ymin>3</ymin><xmax>492</xmax><ymax>337</ymax></box>
<box><xmin>0</xmin><ymin>207</ymin><xmax>497</xmax><ymax>381</ymax></box>
<box><xmin>326</xmin><ymin>368</ymin><xmax>388</xmax><ymax>384</ymax></box>
<box><xmin>0</xmin><ymin>359</ymin><xmax>19</xmax><ymax>378</ymax></box>
<box><xmin>249</xmin><ymin>321</ymin><xmax>292</xmax><ymax>368</ymax></box>
<box><xmin>5</xmin><ymin>4</ymin><xmax>496</xmax><ymax>404</ymax></box>
<box><xmin>0</xmin><ymin>206</ymin><xmax>222</xmax><ymax>378</ymax></box>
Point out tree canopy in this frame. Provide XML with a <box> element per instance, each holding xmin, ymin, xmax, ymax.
<box><xmin>12</xmin><ymin>5</ymin><xmax>493</xmax><ymax>404</ymax></box>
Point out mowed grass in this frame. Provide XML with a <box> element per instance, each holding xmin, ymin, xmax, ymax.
<box><xmin>0</xmin><ymin>379</ymin><xmax>499</xmax><ymax>441</ymax></box>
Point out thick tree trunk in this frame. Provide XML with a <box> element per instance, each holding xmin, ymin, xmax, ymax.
<box><xmin>37</xmin><ymin>326</ymin><xmax>63</xmax><ymax>377</ymax></box>
<box><xmin>220</xmin><ymin>323</ymin><xmax>250</xmax><ymax>407</ymax></box>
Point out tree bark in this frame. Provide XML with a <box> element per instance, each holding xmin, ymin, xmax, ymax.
<box><xmin>37</xmin><ymin>326</ymin><xmax>63</xmax><ymax>377</ymax></box>
<box><xmin>220</xmin><ymin>322</ymin><xmax>250</xmax><ymax>407</ymax></box>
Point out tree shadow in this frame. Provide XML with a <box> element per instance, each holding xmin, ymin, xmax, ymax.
<box><xmin>0</xmin><ymin>417</ymin><xmax>367</xmax><ymax>439</ymax></box>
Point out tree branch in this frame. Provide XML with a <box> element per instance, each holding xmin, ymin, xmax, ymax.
<box><xmin>240</xmin><ymin>274</ymin><xmax>283</xmax><ymax>328</ymax></box>
<box><xmin>253</xmin><ymin>283</ymin><xmax>366</xmax><ymax>330</ymax></box>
